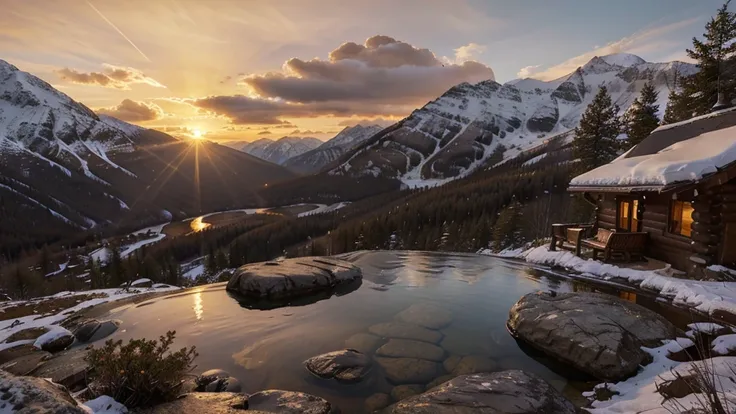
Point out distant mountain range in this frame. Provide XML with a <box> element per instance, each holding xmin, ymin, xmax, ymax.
<box><xmin>284</xmin><ymin>125</ymin><xmax>383</xmax><ymax>174</ymax></box>
<box><xmin>0</xmin><ymin>59</ymin><xmax>295</xmax><ymax>254</ymax></box>
<box><xmin>329</xmin><ymin>53</ymin><xmax>697</xmax><ymax>185</ymax></box>
<box><xmin>224</xmin><ymin>136</ymin><xmax>323</xmax><ymax>165</ymax></box>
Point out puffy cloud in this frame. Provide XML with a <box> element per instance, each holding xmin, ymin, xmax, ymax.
<box><xmin>97</xmin><ymin>99</ymin><xmax>164</xmax><ymax>121</ymax></box>
<box><xmin>240</xmin><ymin>35</ymin><xmax>493</xmax><ymax>109</ymax></box>
<box><xmin>453</xmin><ymin>43</ymin><xmax>486</xmax><ymax>64</ymax></box>
<box><xmin>56</xmin><ymin>64</ymin><xmax>165</xmax><ymax>89</ymax></box>
<box><xmin>188</xmin><ymin>94</ymin><xmax>411</xmax><ymax>125</ymax></box>
<box><xmin>516</xmin><ymin>65</ymin><xmax>541</xmax><ymax>79</ymax></box>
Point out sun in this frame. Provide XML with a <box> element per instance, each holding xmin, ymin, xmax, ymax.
<box><xmin>192</xmin><ymin>129</ymin><xmax>203</xmax><ymax>139</ymax></box>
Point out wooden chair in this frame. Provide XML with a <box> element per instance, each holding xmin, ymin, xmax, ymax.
<box><xmin>550</xmin><ymin>223</ymin><xmax>594</xmax><ymax>255</ymax></box>
<box><xmin>582</xmin><ymin>229</ymin><xmax>648</xmax><ymax>262</ymax></box>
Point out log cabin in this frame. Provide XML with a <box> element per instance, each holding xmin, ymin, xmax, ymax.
<box><xmin>568</xmin><ymin>107</ymin><xmax>736</xmax><ymax>276</ymax></box>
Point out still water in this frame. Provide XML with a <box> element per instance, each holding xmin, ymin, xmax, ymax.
<box><xmin>103</xmin><ymin>251</ymin><xmax>686</xmax><ymax>412</ymax></box>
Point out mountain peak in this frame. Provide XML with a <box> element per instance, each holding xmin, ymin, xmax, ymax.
<box><xmin>593</xmin><ymin>53</ymin><xmax>646</xmax><ymax>68</ymax></box>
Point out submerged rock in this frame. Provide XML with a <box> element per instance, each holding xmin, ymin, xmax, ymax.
<box><xmin>73</xmin><ymin>319</ymin><xmax>120</xmax><ymax>343</ymax></box>
<box><xmin>226</xmin><ymin>257</ymin><xmax>361</xmax><ymax>300</ymax></box>
<box><xmin>380</xmin><ymin>370</ymin><xmax>577</xmax><ymax>413</ymax></box>
<box><xmin>136</xmin><ymin>392</ymin><xmax>246</xmax><ymax>414</ymax></box>
<box><xmin>304</xmin><ymin>349</ymin><xmax>373</xmax><ymax>383</ymax></box>
<box><xmin>365</xmin><ymin>393</ymin><xmax>391</xmax><ymax>412</ymax></box>
<box><xmin>194</xmin><ymin>369</ymin><xmax>242</xmax><ymax>393</ymax></box>
<box><xmin>344</xmin><ymin>333</ymin><xmax>385</xmax><ymax>354</ymax></box>
<box><xmin>376</xmin><ymin>357</ymin><xmax>440</xmax><ymax>385</ymax></box>
<box><xmin>425</xmin><ymin>375</ymin><xmax>454</xmax><ymax>390</ymax></box>
<box><xmin>395</xmin><ymin>304</ymin><xmax>453</xmax><ymax>330</ymax></box>
<box><xmin>376</xmin><ymin>339</ymin><xmax>445</xmax><ymax>362</ymax></box>
<box><xmin>443</xmin><ymin>355</ymin><xmax>497</xmax><ymax>375</ymax></box>
<box><xmin>508</xmin><ymin>292</ymin><xmax>677</xmax><ymax>381</ymax></box>
<box><xmin>390</xmin><ymin>384</ymin><xmax>424</xmax><ymax>402</ymax></box>
<box><xmin>245</xmin><ymin>389</ymin><xmax>333</xmax><ymax>413</ymax></box>
<box><xmin>0</xmin><ymin>370</ymin><xmax>87</xmax><ymax>414</ymax></box>
<box><xmin>368</xmin><ymin>322</ymin><xmax>443</xmax><ymax>344</ymax></box>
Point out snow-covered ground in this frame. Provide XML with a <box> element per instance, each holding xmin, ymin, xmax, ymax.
<box><xmin>0</xmin><ymin>285</ymin><xmax>180</xmax><ymax>345</ymax></box>
<box><xmin>481</xmin><ymin>246</ymin><xmax>736</xmax><ymax>317</ymax></box>
<box><xmin>479</xmin><ymin>245</ymin><xmax>736</xmax><ymax>413</ymax></box>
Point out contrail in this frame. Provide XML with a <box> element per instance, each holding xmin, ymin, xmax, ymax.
<box><xmin>86</xmin><ymin>1</ymin><xmax>151</xmax><ymax>62</ymax></box>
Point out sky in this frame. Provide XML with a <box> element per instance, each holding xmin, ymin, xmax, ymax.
<box><xmin>0</xmin><ymin>0</ymin><xmax>724</xmax><ymax>142</ymax></box>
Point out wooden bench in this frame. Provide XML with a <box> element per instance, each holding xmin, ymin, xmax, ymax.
<box><xmin>550</xmin><ymin>223</ymin><xmax>594</xmax><ymax>256</ymax></box>
<box><xmin>582</xmin><ymin>228</ymin><xmax>648</xmax><ymax>262</ymax></box>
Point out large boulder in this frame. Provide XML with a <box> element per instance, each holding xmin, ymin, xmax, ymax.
<box><xmin>508</xmin><ymin>292</ymin><xmax>677</xmax><ymax>381</ymax></box>
<box><xmin>227</xmin><ymin>257</ymin><xmax>361</xmax><ymax>299</ymax></box>
<box><xmin>245</xmin><ymin>389</ymin><xmax>333</xmax><ymax>413</ymax></box>
<box><xmin>304</xmin><ymin>349</ymin><xmax>373</xmax><ymax>383</ymax></box>
<box><xmin>73</xmin><ymin>319</ymin><xmax>121</xmax><ymax>343</ymax></box>
<box><xmin>379</xmin><ymin>371</ymin><xmax>577</xmax><ymax>413</ymax></box>
<box><xmin>0</xmin><ymin>370</ymin><xmax>87</xmax><ymax>414</ymax></box>
<box><xmin>34</xmin><ymin>326</ymin><xmax>74</xmax><ymax>353</ymax></box>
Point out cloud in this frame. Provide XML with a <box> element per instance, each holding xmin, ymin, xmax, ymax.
<box><xmin>453</xmin><ymin>43</ymin><xmax>486</xmax><ymax>64</ymax></box>
<box><xmin>516</xmin><ymin>65</ymin><xmax>541</xmax><ymax>79</ymax></box>
<box><xmin>236</xmin><ymin>35</ymin><xmax>493</xmax><ymax>115</ymax></box>
<box><xmin>56</xmin><ymin>64</ymin><xmax>165</xmax><ymax>89</ymax></box>
<box><xmin>97</xmin><ymin>99</ymin><xmax>164</xmax><ymax>121</ymax></box>
<box><xmin>337</xmin><ymin>117</ymin><xmax>396</xmax><ymax>127</ymax></box>
<box><xmin>220</xmin><ymin>75</ymin><xmax>233</xmax><ymax>84</ymax></box>
<box><xmin>257</xmin><ymin>130</ymin><xmax>271</xmax><ymax>135</ymax></box>
<box><xmin>529</xmin><ymin>18</ymin><xmax>700</xmax><ymax>81</ymax></box>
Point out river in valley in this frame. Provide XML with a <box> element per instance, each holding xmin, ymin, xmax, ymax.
<box><xmin>100</xmin><ymin>251</ymin><xmax>692</xmax><ymax>413</ymax></box>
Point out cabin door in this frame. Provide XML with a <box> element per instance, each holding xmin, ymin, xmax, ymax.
<box><xmin>616</xmin><ymin>197</ymin><xmax>641</xmax><ymax>232</ymax></box>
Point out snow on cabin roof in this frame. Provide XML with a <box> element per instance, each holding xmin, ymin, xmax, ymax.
<box><xmin>570</xmin><ymin>123</ymin><xmax>736</xmax><ymax>191</ymax></box>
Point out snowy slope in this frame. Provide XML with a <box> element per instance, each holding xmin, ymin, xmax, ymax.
<box><xmin>228</xmin><ymin>136</ymin><xmax>322</xmax><ymax>165</ymax></box>
<box><xmin>283</xmin><ymin>125</ymin><xmax>383</xmax><ymax>174</ymax></box>
<box><xmin>330</xmin><ymin>53</ymin><xmax>696</xmax><ymax>183</ymax></box>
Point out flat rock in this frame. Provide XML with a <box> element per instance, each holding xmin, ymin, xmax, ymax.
<box><xmin>304</xmin><ymin>349</ymin><xmax>373</xmax><ymax>383</ymax></box>
<box><xmin>345</xmin><ymin>333</ymin><xmax>384</xmax><ymax>354</ymax></box>
<box><xmin>396</xmin><ymin>304</ymin><xmax>453</xmax><ymax>330</ymax></box>
<box><xmin>245</xmin><ymin>389</ymin><xmax>333</xmax><ymax>413</ymax></box>
<box><xmin>390</xmin><ymin>385</ymin><xmax>424</xmax><ymax>402</ymax></box>
<box><xmin>365</xmin><ymin>393</ymin><xmax>391</xmax><ymax>412</ymax></box>
<box><xmin>508</xmin><ymin>292</ymin><xmax>677</xmax><ymax>381</ymax></box>
<box><xmin>376</xmin><ymin>357</ymin><xmax>440</xmax><ymax>385</ymax></box>
<box><xmin>29</xmin><ymin>348</ymin><xmax>89</xmax><ymax>389</ymax></box>
<box><xmin>5</xmin><ymin>327</ymin><xmax>49</xmax><ymax>343</ymax></box>
<box><xmin>136</xmin><ymin>392</ymin><xmax>246</xmax><ymax>414</ymax></box>
<box><xmin>368</xmin><ymin>322</ymin><xmax>442</xmax><ymax>344</ymax></box>
<box><xmin>0</xmin><ymin>343</ymin><xmax>43</xmax><ymax>364</ymax></box>
<box><xmin>376</xmin><ymin>339</ymin><xmax>445</xmax><ymax>362</ymax></box>
<box><xmin>380</xmin><ymin>371</ymin><xmax>577</xmax><ymax>413</ymax></box>
<box><xmin>0</xmin><ymin>349</ymin><xmax>51</xmax><ymax>375</ymax></box>
<box><xmin>226</xmin><ymin>257</ymin><xmax>361</xmax><ymax>299</ymax></box>
<box><xmin>0</xmin><ymin>370</ymin><xmax>87</xmax><ymax>414</ymax></box>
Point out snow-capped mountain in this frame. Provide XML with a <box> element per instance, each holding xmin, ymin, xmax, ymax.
<box><xmin>329</xmin><ymin>53</ymin><xmax>697</xmax><ymax>184</ymax></box>
<box><xmin>227</xmin><ymin>136</ymin><xmax>323</xmax><ymax>165</ymax></box>
<box><xmin>0</xmin><ymin>59</ymin><xmax>295</xmax><ymax>248</ymax></box>
<box><xmin>284</xmin><ymin>124</ymin><xmax>383</xmax><ymax>174</ymax></box>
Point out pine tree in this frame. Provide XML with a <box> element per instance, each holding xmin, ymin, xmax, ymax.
<box><xmin>679</xmin><ymin>1</ymin><xmax>736</xmax><ymax>116</ymax></box>
<box><xmin>662</xmin><ymin>89</ymin><xmax>691</xmax><ymax>124</ymax></box>
<box><xmin>625</xmin><ymin>83</ymin><xmax>660</xmax><ymax>148</ymax></box>
<box><xmin>572</xmin><ymin>86</ymin><xmax>621</xmax><ymax>174</ymax></box>
<box><xmin>492</xmin><ymin>200</ymin><xmax>523</xmax><ymax>251</ymax></box>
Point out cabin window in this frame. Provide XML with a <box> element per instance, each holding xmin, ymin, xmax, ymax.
<box><xmin>670</xmin><ymin>200</ymin><xmax>694</xmax><ymax>237</ymax></box>
<box><xmin>617</xmin><ymin>198</ymin><xmax>640</xmax><ymax>232</ymax></box>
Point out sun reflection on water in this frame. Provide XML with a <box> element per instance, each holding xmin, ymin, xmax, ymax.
<box><xmin>193</xmin><ymin>292</ymin><xmax>204</xmax><ymax>320</ymax></box>
<box><xmin>190</xmin><ymin>216</ymin><xmax>211</xmax><ymax>232</ymax></box>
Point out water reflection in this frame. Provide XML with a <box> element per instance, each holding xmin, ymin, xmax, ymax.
<box><xmin>193</xmin><ymin>291</ymin><xmax>204</xmax><ymax>320</ymax></box>
<box><xmin>190</xmin><ymin>216</ymin><xmax>211</xmax><ymax>232</ymax></box>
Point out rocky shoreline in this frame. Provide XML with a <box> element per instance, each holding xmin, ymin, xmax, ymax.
<box><xmin>2</xmin><ymin>256</ymin><xmax>733</xmax><ymax>413</ymax></box>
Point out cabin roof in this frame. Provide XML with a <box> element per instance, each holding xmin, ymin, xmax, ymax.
<box><xmin>569</xmin><ymin>108</ymin><xmax>736</xmax><ymax>193</ymax></box>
